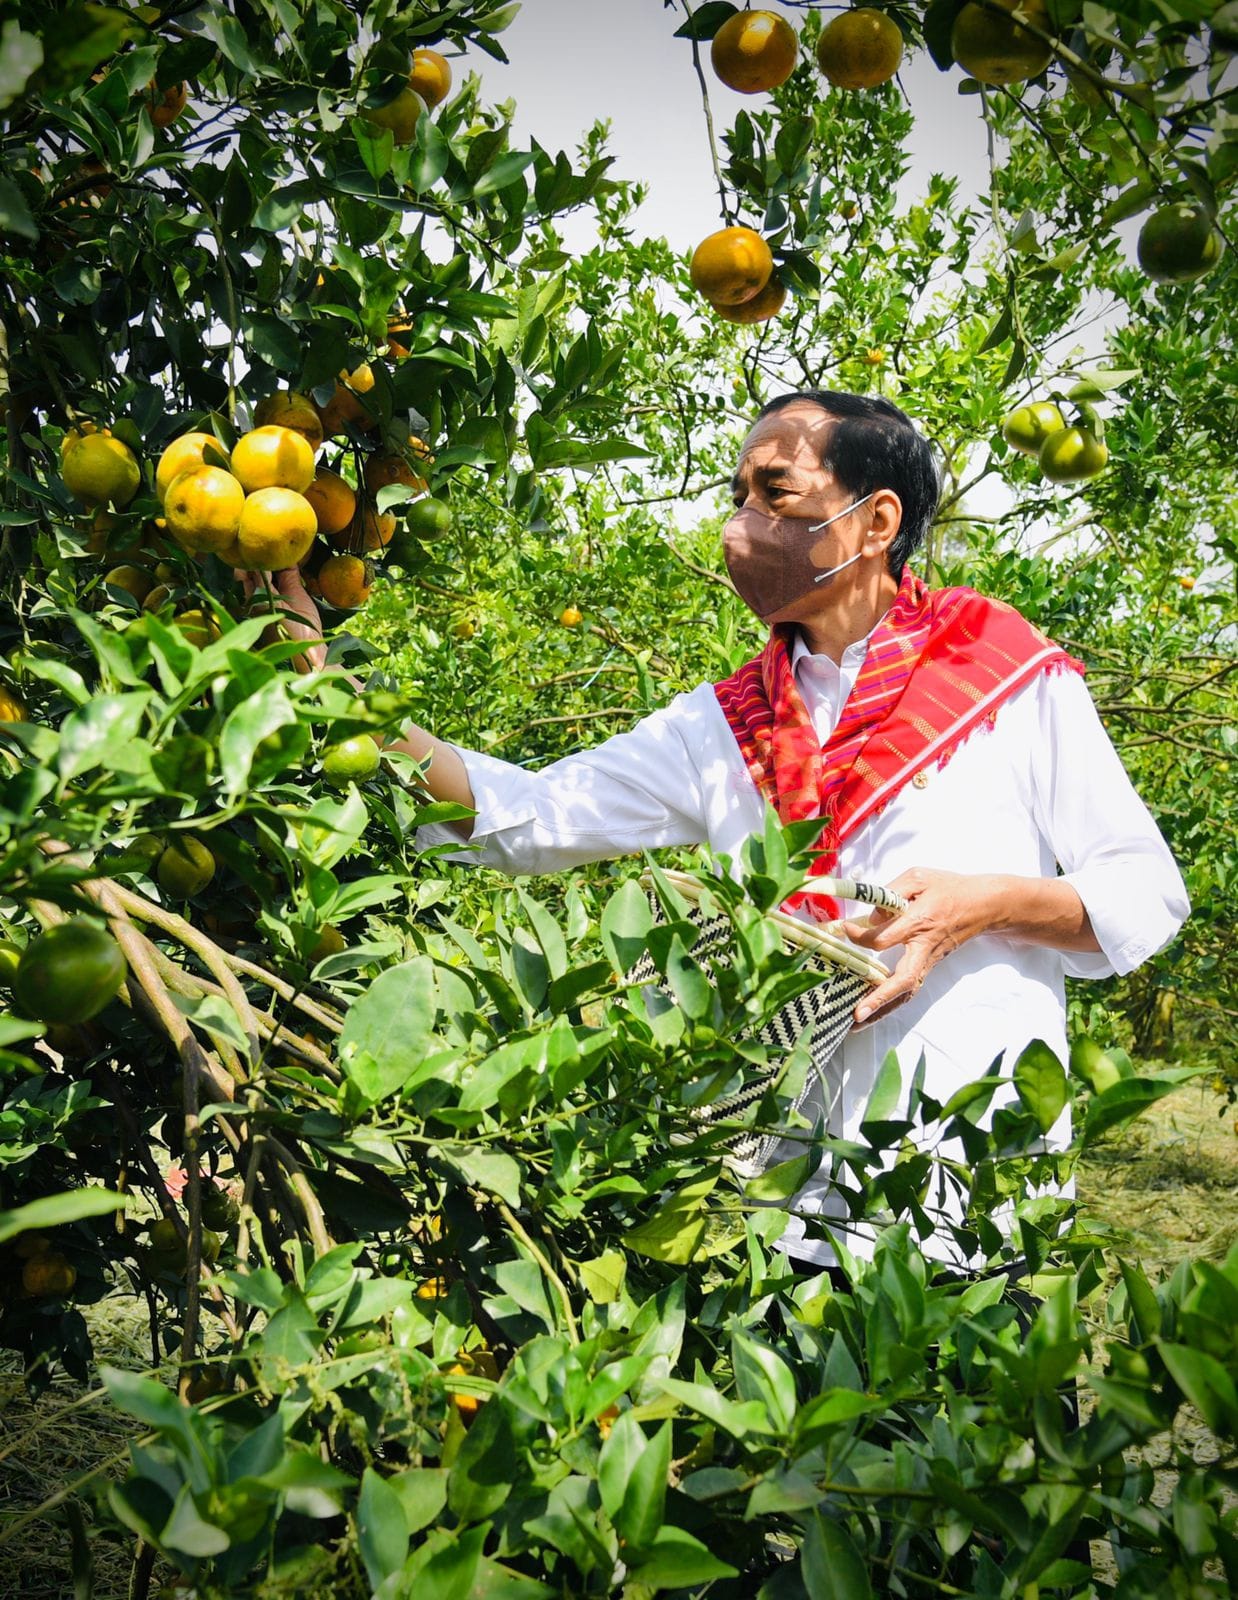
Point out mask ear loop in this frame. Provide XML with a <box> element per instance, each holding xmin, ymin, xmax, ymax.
<box><xmin>807</xmin><ymin>493</ymin><xmax>874</xmax><ymax>584</ymax></box>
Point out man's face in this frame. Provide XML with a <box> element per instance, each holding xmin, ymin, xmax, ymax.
<box><xmin>728</xmin><ymin>403</ymin><xmax>879</xmax><ymax>625</ymax></box>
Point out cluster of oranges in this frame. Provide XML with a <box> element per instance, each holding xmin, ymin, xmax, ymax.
<box><xmin>692</xmin><ymin>5</ymin><xmax>1223</xmax><ymax>322</ymax></box>
<box><xmin>362</xmin><ymin>46</ymin><xmax>453</xmax><ymax>144</ymax></box>
<box><xmin>1001</xmin><ymin>400</ymin><xmax>1109</xmax><ymax>483</ymax></box>
<box><xmin>57</xmin><ymin>356</ymin><xmax>455</xmax><ymax>623</ymax></box>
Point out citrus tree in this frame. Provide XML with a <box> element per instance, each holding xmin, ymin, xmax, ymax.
<box><xmin>1</xmin><ymin>2</ymin><xmax>1236</xmax><ymax>1597</ymax></box>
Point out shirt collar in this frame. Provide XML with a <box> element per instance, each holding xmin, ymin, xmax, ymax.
<box><xmin>790</xmin><ymin>621</ymin><xmax>879</xmax><ymax>672</ymax></box>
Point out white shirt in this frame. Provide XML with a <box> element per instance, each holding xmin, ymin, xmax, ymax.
<box><xmin>417</xmin><ymin>638</ymin><xmax>1189</xmax><ymax>1264</ymax></box>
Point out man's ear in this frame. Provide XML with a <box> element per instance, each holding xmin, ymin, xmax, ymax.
<box><xmin>867</xmin><ymin>488</ymin><xmax>903</xmax><ymax>555</ymax></box>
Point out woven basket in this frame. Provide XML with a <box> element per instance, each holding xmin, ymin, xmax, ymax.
<box><xmin>628</xmin><ymin>869</ymin><xmax>904</xmax><ymax>1178</ymax></box>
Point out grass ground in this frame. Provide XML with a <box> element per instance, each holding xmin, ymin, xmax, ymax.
<box><xmin>0</xmin><ymin>1080</ymin><xmax>1234</xmax><ymax>1599</ymax></box>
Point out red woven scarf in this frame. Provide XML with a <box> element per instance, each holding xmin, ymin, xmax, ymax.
<box><xmin>714</xmin><ymin>569</ymin><xmax>1083</xmax><ymax>919</ymax></box>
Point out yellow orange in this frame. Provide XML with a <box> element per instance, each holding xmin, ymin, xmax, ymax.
<box><xmin>338</xmin><ymin>506</ymin><xmax>396</xmax><ymax>552</ymax></box>
<box><xmin>147</xmin><ymin>80</ymin><xmax>188</xmax><ymax>128</ymax></box>
<box><xmin>363</xmin><ymin>451</ymin><xmax>428</xmax><ymax>495</ymax></box>
<box><xmin>62</xmin><ymin>434</ymin><xmax>140</xmax><ymax>508</ymax></box>
<box><xmin>103</xmin><ymin>564</ymin><xmax>155</xmax><ymax>603</ymax></box>
<box><xmin>230</xmin><ymin>426</ymin><xmax>316</xmax><ymax>493</ymax></box>
<box><xmin>235</xmin><ymin>487</ymin><xmax>318</xmax><ymax>569</ymax></box>
<box><xmin>710</xmin><ymin>11</ymin><xmax>798</xmax><ymax>94</ymax></box>
<box><xmin>817</xmin><ymin>9</ymin><xmax>905</xmax><ymax>89</ymax></box>
<box><xmin>409</xmin><ymin>48</ymin><xmax>452</xmax><ymax>108</ymax></box>
<box><xmin>304</xmin><ymin>468</ymin><xmax>357</xmax><ymax>537</ymax></box>
<box><xmin>163</xmin><ymin>465</ymin><xmax>246</xmax><ymax>554</ymax></box>
<box><xmin>318</xmin><ymin>553</ymin><xmax>372</xmax><ymax>609</ymax></box>
<box><xmin>362</xmin><ymin>88</ymin><xmax>425</xmax><ymax>144</ymax></box>
<box><xmin>315</xmin><ymin>367</ymin><xmax>380</xmax><ymax>437</ymax></box>
<box><xmin>253</xmin><ymin>391</ymin><xmax>325</xmax><ymax>452</ymax></box>
<box><xmin>710</xmin><ymin>274</ymin><xmax>787</xmax><ymax>324</ymax></box>
<box><xmin>156</xmin><ymin>432</ymin><xmax>230</xmax><ymax>503</ymax></box>
<box><xmin>689</xmin><ymin>226</ymin><xmax>774</xmax><ymax>307</ymax></box>
<box><xmin>950</xmin><ymin>0</ymin><xmax>1052</xmax><ymax>86</ymax></box>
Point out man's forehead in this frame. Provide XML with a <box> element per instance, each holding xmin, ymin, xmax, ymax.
<box><xmin>736</xmin><ymin>405</ymin><xmax>836</xmax><ymax>473</ymax></box>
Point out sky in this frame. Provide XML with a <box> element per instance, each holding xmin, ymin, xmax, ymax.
<box><xmin>470</xmin><ymin>0</ymin><xmax>992</xmax><ymax>254</ymax></box>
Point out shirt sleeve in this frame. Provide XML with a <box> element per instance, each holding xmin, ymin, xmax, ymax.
<box><xmin>413</xmin><ymin>686</ymin><xmax>715</xmax><ymax>875</ymax></box>
<box><xmin>1030</xmin><ymin>666</ymin><xmax>1190</xmax><ymax>978</ymax></box>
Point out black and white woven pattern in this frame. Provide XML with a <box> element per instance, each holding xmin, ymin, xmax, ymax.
<box><xmin>627</xmin><ymin>893</ymin><xmax>873</xmax><ymax>1178</ymax></box>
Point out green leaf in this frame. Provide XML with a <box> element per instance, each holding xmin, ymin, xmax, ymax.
<box><xmin>409</xmin><ymin>114</ymin><xmax>451</xmax><ymax>192</ymax></box>
<box><xmin>218</xmin><ymin>678</ymin><xmax>295</xmax><ymax>794</ymax></box>
<box><xmin>1013</xmin><ymin>1039</ymin><xmax>1068</xmax><ymax>1133</ymax></box>
<box><xmin>1081</xmin><ymin>1075</ymin><xmax>1183</xmax><ymax>1146</ymax></box>
<box><xmin>600</xmin><ymin>878</ymin><xmax>653</xmax><ymax>976</ymax></box>
<box><xmin>1065</xmin><ymin>366</ymin><xmax>1140</xmax><ymax>401</ymax></box>
<box><xmin>170</xmin><ymin>993</ymin><xmax>250</xmax><ymax>1056</ymax></box>
<box><xmin>861</xmin><ymin>1048</ymin><xmax>903</xmax><ymax>1128</ymax></box>
<box><xmin>672</xmin><ymin>2</ymin><xmax>738</xmax><ymax>40</ymax></box>
<box><xmin>630</xmin><ymin>1524</ymin><xmax>738</xmax><ymax>1588</ymax></box>
<box><xmin>664</xmin><ymin>935</ymin><xmax>711</xmax><ymax>1020</ymax></box>
<box><xmin>0</xmin><ymin>1188</ymin><xmax>126</xmax><ymax>1245</ymax></box>
<box><xmin>358</xmin><ymin>1468</ymin><xmax>408</xmax><ymax>1590</ymax></box>
<box><xmin>1100</xmin><ymin>178</ymin><xmax>1157</xmax><ymax>228</ymax></box>
<box><xmin>58</xmin><ymin>693</ymin><xmax>150</xmax><ymax>782</ymax></box>
<box><xmin>338</xmin><ymin>958</ymin><xmax>436</xmax><ymax>1103</ymax></box>
<box><xmin>439</xmin><ymin>1144</ymin><xmax>522</xmax><ymax>1207</ymax></box>
<box><xmin>0</xmin><ymin>21</ymin><xmax>43</xmax><ymax>110</ymax></box>
<box><xmin>161</xmin><ymin>1484</ymin><xmax>230</xmax><ymax>1558</ymax></box>
<box><xmin>389</xmin><ymin>1468</ymin><xmax>449</xmax><ymax>1536</ymax></box>
<box><xmin>745</xmin><ymin>1152</ymin><xmax>814</xmax><ymax>1202</ymax></box>
<box><xmin>0</xmin><ymin>176</ymin><xmax>37</xmax><ymax>241</ymax></box>
<box><xmin>579</xmin><ymin>1249</ymin><xmax>627</xmax><ymax>1304</ymax></box>
<box><xmin>623</xmin><ymin>1191</ymin><xmax>708</xmax><ymax>1265</ymax></box>
<box><xmin>473</xmin><ymin>151</ymin><xmax>535</xmax><ymax>199</ymax></box>
<box><xmin>802</xmin><ymin>1510</ymin><xmax>874</xmax><ymax>1600</ymax></box>
<box><xmin>1158</xmin><ymin>1343</ymin><xmax>1238</xmax><ymax>1433</ymax></box>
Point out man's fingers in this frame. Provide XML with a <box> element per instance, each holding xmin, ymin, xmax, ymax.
<box><xmin>852</xmin><ymin>964</ymin><xmax>927</xmax><ymax>1027</ymax></box>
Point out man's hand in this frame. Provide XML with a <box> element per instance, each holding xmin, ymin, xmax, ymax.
<box><xmin>839</xmin><ymin>865</ymin><xmax>1100</xmax><ymax>1029</ymax></box>
<box><xmin>840</xmin><ymin>867</ymin><xmax>1001</xmax><ymax>1028</ymax></box>
<box><xmin>239</xmin><ymin>566</ymin><xmax>327</xmax><ymax>673</ymax></box>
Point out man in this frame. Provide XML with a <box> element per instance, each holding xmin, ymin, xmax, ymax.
<box><xmin>283</xmin><ymin>391</ymin><xmax>1189</xmax><ymax>1266</ymax></box>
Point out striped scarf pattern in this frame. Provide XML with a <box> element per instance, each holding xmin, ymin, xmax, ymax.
<box><xmin>714</xmin><ymin>569</ymin><xmax>1083</xmax><ymax>919</ymax></box>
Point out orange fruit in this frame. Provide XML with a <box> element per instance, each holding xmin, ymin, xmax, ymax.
<box><xmin>339</xmin><ymin>506</ymin><xmax>396</xmax><ymax>552</ymax></box>
<box><xmin>1002</xmin><ymin>401</ymin><xmax>1065</xmax><ymax>454</ymax></box>
<box><xmin>22</xmin><ymin>1253</ymin><xmax>77</xmax><ymax>1296</ymax></box>
<box><xmin>310</xmin><ymin>924</ymin><xmax>347</xmax><ymax>962</ymax></box>
<box><xmin>315</xmin><ymin>368</ymin><xmax>380</xmax><ymax>437</ymax></box>
<box><xmin>156</xmin><ymin>836</ymin><xmax>216</xmax><ymax>898</ymax></box>
<box><xmin>950</xmin><ymin>0</ymin><xmax>1053</xmax><ymax>86</ymax></box>
<box><xmin>817</xmin><ymin>8</ymin><xmax>904</xmax><ymax>89</ymax></box>
<box><xmin>362</xmin><ymin>88</ymin><xmax>426</xmax><ymax>144</ymax></box>
<box><xmin>102</xmin><ymin>563</ymin><xmax>154</xmax><ymax>603</ymax></box>
<box><xmin>318</xmin><ymin>553</ymin><xmax>373</xmax><ymax>609</ymax></box>
<box><xmin>710</xmin><ymin>273</ymin><xmax>786</xmax><ymax>324</ymax></box>
<box><xmin>689</xmin><ymin>226</ymin><xmax>774</xmax><ymax>307</ymax></box>
<box><xmin>62</xmin><ymin>434</ymin><xmax>140</xmax><ymax>507</ymax></box>
<box><xmin>254</xmin><ymin>390</ymin><xmax>325</xmax><ymax>452</ymax></box>
<box><xmin>1179</xmin><ymin>575</ymin><xmax>1196</xmax><ymax>590</ymax></box>
<box><xmin>1136</xmin><ymin>203</ymin><xmax>1225</xmax><ymax>283</ymax></box>
<box><xmin>409</xmin><ymin>47</ymin><xmax>452</xmax><ymax>108</ymax></box>
<box><xmin>163</xmin><ymin>465</ymin><xmax>246</xmax><ymax>554</ymax></box>
<box><xmin>362</xmin><ymin>451</ymin><xmax>428</xmax><ymax>495</ymax></box>
<box><xmin>0</xmin><ymin>684</ymin><xmax>27</xmax><ymax>722</ymax></box>
<box><xmin>863</xmin><ymin>347</ymin><xmax>885</xmax><ymax>366</ymax></box>
<box><xmin>1038</xmin><ymin>425</ymin><xmax>1108</xmax><ymax>483</ymax></box>
<box><xmin>304</xmin><ymin>468</ymin><xmax>357</xmax><ymax>536</ymax></box>
<box><xmin>156</xmin><ymin>432</ymin><xmax>230</xmax><ymax>503</ymax></box>
<box><xmin>147</xmin><ymin>80</ymin><xmax>188</xmax><ymax>128</ymax></box>
<box><xmin>711</xmin><ymin>10</ymin><xmax>798</xmax><ymax>94</ymax></box>
<box><xmin>143</xmin><ymin>584</ymin><xmax>173</xmax><ymax>613</ymax></box>
<box><xmin>235</xmin><ymin>487</ymin><xmax>318</xmax><ymax>569</ymax></box>
<box><xmin>322</xmin><ymin>736</ymin><xmax>381</xmax><ymax>785</ymax></box>
<box><xmin>14</xmin><ymin>918</ymin><xmax>126</xmax><ymax>1025</ymax></box>
<box><xmin>230</xmin><ymin>426</ymin><xmax>316</xmax><ymax>493</ymax></box>
<box><xmin>559</xmin><ymin>605</ymin><xmax>583</xmax><ymax>627</ymax></box>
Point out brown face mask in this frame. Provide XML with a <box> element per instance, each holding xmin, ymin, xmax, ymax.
<box><xmin>722</xmin><ymin>496</ymin><xmax>873</xmax><ymax>623</ymax></box>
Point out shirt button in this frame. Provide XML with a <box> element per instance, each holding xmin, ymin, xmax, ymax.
<box><xmin>912</xmin><ymin>771</ymin><xmax>929</xmax><ymax>790</ymax></box>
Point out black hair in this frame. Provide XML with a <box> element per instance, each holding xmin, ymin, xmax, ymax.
<box><xmin>755</xmin><ymin>390</ymin><xmax>940</xmax><ymax>578</ymax></box>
